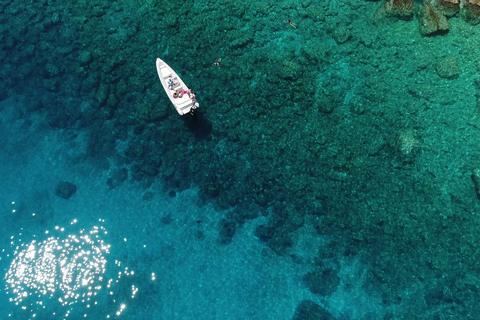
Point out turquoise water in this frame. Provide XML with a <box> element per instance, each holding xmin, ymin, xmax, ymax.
<box><xmin>2</xmin><ymin>0</ymin><xmax>480</xmax><ymax>319</ymax></box>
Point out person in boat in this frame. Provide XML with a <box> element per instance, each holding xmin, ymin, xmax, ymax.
<box><xmin>167</xmin><ymin>78</ymin><xmax>174</xmax><ymax>90</ymax></box>
<box><xmin>173</xmin><ymin>88</ymin><xmax>183</xmax><ymax>98</ymax></box>
<box><xmin>176</xmin><ymin>89</ymin><xmax>191</xmax><ymax>98</ymax></box>
<box><xmin>190</xmin><ymin>95</ymin><xmax>198</xmax><ymax>115</ymax></box>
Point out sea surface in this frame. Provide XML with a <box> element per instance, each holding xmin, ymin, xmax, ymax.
<box><xmin>1</xmin><ymin>0</ymin><xmax>480</xmax><ymax>319</ymax></box>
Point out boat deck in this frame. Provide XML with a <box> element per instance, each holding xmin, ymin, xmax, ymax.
<box><xmin>157</xmin><ymin>59</ymin><xmax>198</xmax><ymax>115</ymax></box>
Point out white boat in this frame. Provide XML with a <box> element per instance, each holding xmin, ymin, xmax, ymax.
<box><xmin>156</xmin><ymin>58</ymin><xmax>199</xmax><ymax>115</ymax></box>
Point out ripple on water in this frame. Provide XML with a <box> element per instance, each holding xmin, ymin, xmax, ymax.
<box><xmin>3</xmin><ymin>219</ymin><xmax>138</xmax><ymax>320</ymax></box>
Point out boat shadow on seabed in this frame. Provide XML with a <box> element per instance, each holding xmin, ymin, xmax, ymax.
<box><xmin>182</xmin><ymin>108</ymin><xmax>212</xmax><ymax>140</ymax></box>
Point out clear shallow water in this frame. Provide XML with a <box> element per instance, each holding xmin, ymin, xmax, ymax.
<box><xmin>0</xmin><ymin>98</ymin><xmax>332</xmax><ymax>320</ymax></box>
<box><xmin>0</xmin><ymin>99</ymin><xmax>148</xmax><ymax>320</ymax></box>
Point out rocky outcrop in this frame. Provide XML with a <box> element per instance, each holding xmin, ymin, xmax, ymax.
<box><xmin>374</xmin><ymin>0</ymin><xmax>480</xmax><ymax>35</ymax></box>
<box><xmin>461</xmin><ymin>0</ymin><xmax>480</xmax><ymax>24</ymax></box>
<box><xmin>436</xmin><ymin>55</ymin><xmax>460</xmax><ymax>79</ymax></box>
<box><xmin>375</xmin><ymin>0</ymin><xmax>414</xmax><ymax>20</ymax></box>
<box><xmin>385</xmin><ymin>0</ymin><xmax>415</xmax><ymax>18</ymax></box>
<box><xmin>434</xmin><ymin>0</ymin><xmax>460</xmax><ymax>16</ymax></box>
<box><xmin>418</xmin><ymin>1</ymin><xmax>450</xmax><ymax>36</ymax></box>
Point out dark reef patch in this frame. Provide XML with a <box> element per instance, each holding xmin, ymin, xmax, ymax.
<box><xmin>54</xmin><ymin>181</ymin><xmax>77</xmax><ymax>199</ymax></box>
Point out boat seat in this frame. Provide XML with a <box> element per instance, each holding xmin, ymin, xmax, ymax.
<box><xmin>160</xmin><ymin>67</ymin><xmax>172</xmax><ymax>79</ymax></box>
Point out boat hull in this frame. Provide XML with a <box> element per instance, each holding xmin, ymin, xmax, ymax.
<box><xmin>156</xmin><ymin>58</ymin><xmax>199</xmax><ymax>115</ymax></box>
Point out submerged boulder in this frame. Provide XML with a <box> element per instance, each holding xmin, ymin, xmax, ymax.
<box><xmin>462</xmin><ymin>0</ymin><xmax>480</xmax><ymax>24</ymax></box>
<box><xmin>436</xmin><ymin>55</ymin><xmax>460</xmax><ymax>79</ymax></box>
<box><xmin>434</xmin><ymin>0</ymin><xmax>460</xmax><ymax>17</ymax></box>
<box><xmin>418</xmin><ymin>1</ymin><xmax>449</xmax><ymax>36</ymax></box>
<box><xmin>303</xmin><ymin>268</ymin><xmax>341</xmax><ymax>296</ymax></box>
<box><xmin>55</xmin><ymin>181</ymin><xmax>77</xmax><ymax>199</ymax></box>
<box><xmin>292</xmin><ymin>300</ymin><xmax>336</xmax><ymax>320</ymax></box>
<box><xmin>385</xmin><ymin>0</ymin><xmax>415</xmax><ymax>18</ymax></box>
<box><xmin>471</xmin><ymin>167</ymin><xmax>480</xmax><ymax>199</ymax></box>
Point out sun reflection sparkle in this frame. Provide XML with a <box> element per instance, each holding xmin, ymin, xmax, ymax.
<box><xmin>3</xmin><ymin>219</ymin><xmax>139</xmax><ymax>320</ymax></box>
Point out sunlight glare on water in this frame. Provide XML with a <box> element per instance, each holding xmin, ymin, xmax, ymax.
<box><xmin>3</xmin><ymin>218</ymin><xmax>137</xmax><ymax>319</ymax></box>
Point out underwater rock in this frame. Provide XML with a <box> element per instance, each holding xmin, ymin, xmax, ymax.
<box><xmin>418</xmin><ymin>1</ymin><xmax>449</xmax><ymax>36</ymax></box>
<box><xmin>461</xmin><ymin>0</ymin><xmax>480</xmax><ymax>24</ymax></box>
<box><xmin>315</xmin><ymin>84</ymin><xmax>345</xmax><ymax>114</ymax></box>
<box><xmin>436</xmin><ymin>55</ymin><xmax>460</xmax><ymax>79</ymax></box>
<box><xmin>254</xmin><ymin>224</ymin><xmax>293</xmax><ymax>254</ymax></box>
<box><xmin>45</xmin><ymin>63</ymin><xmax>60</xmax><ymax>78</ymax></box>
<box><xmin>54</xmin><ymin>181</ymin><xmax>77</xmax><ymax>199</ymax></box>
<box><xmin>302</xmin><ymin>268</ymin><xmax>341</xmax><ymax>296</ymax></box>
<box><xmin>142</xmin><ymin>191</ymin><xmax>153</xmax><ymax>201</ymax></box>
<box><xmin>301</xmin><ymin>40</ymin><xmax>329</xmax><ymax>64</ymax></box>
<box><xmin>107</xmin><ymin>168</ymin><xmax>128</xmax><ymax>189</ymax></box>
<box><xmin>332</xmin><ymin>25</ymin><xmax>352</xmax><ymax>44</ymax></box>
<box><xmin>78</xmin><ymin>50</ymin><xmax>92</xmax><ymax>66</ymax></box>
<box><xmin>136</xmin><ymin>103</ymin><xmax>167</xmax><ymax>122</ymax></box>
<box><xmin>471</xmin><ymin>167</ymin><xmax>480</xmax><ymax>199</ymax></box>
<box><xmin>138</xmin><ymin>157</ymin><xmax>161</xmax><ymax>178</ymax></box>
<box><xmin>292</xmin><ymin>300</ymin><xmax>336</xmax><ymax>320</ymax></box>
<box><xmin>396</xmin><ymin>129</ymin><xmax>420</xmax><ymax>164</ymax></box>
<box><xmin>434</xmin><ymin>0</ymin><xmax>460</xmax><ymax>16</ymax></box>
<box><xmin>95</xmin><ymin>83</ymin><xmax>110</xmax><ymax>107</ymax></box>
<box><xmin>218</xmin><ymin>219</ymin><xmax>236</xmax><ymax>244</ymax></box>
<box><xmin>280</xmin><ymin>60</ymin><xmax>302</xmax><ymax>81</ymax></box>
<box><xmin>384</xmin><ymin>0</ymin><xmax>415</xmax><ymax>18</ymax></box>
